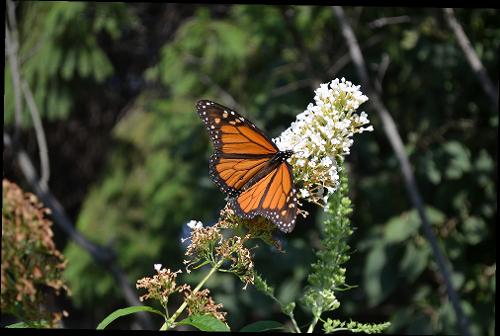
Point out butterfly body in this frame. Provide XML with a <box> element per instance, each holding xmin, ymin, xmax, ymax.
<box><xmin>197</xmin><ymin>100</ymin><xmax>298</xmax><ymax>233</ymax></box>
<box><xmin>268</xmin><ymin>149</ymin><xmax>294</xmax><ymax>165</ymax></box>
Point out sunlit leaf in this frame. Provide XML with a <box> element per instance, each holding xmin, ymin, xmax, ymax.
<box><xmin>96</xmin><ymin>306</ymin><xmax>166</xmax><ymax>330</ymax></box>
<box><xmin>177</xmin><ymin>314</ymin><xmax>230</xmax><ymax>332</ymax></box>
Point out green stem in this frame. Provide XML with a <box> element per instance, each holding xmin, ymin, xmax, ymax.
<box><xmin>288</xmin><ymin>311</ymin><xmax>302</xmax><ymax>333</ymax></box>
<box><xmin>307</xmin><ymin>315</ymin><xmax>320</xmax><ymax>333</ymax></box>
<box><xmin>161</xmin><ymin>258</ymin><xmax>225</xmax><ymax>330</ymax></box>
<box><xmin>159</xmin><ymin>321</ymin><xmax>168</xmax><ymax>331</ymax></box>
<box><xmin>267</xmin><ymin>294</ymin><xmax>301</xmax><ymax>333</ymax></box>
<box><xmin>330</xmin><ymin>328</ymin><xmax>350</xmax><ymax>332</ymax></box>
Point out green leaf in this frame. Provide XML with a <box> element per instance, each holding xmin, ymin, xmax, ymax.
<box><xmin>401</xmin><ymin>30</ymin><xmax>419</xmax><ymax>50</ymax></box>
<box><xmin>277</xmin><ymin>277</ymin><xmax>301</xmax><ymax>304</ymax></box>
<box><xmin>6</xmin><ymin>322</ymin><xmax>31</xmax><ymax>328</ymax></box>
<box><xmin>78</xmin><ymin>49</ymin><xmax>92</xmax><ymax>77</ymax></box>
<box><xmin>364</xmin><ymin>243</ymin><xmax>399</xmax><ymax>306</ymax></box>
<box><xmin>384</xmin><ymin>207</ymin><xmax>444</xmax><ymax>244</ymax></box>
<box><xmin>462</xmin><ymin>216</ymin><xmax>487</xmax><ymax>245</ymax></box>
<box><xmin>474</xmin><ymin>150</ymin><xmax>494</xmax><ymax>172</ymax></box>
<box><xmin>399</xmin><ymin>241</ymin><xmax>431</xmax><ymax>282</ymax></box>
<box><xmin>240</xmin><ymin>320</ymin><xmax>284</xmax><ymax>332</ymax></box>
<box><xmin>425</xmin><ymin>206</ymin><xmax>446</xmax><ymax>224</ymax></box>
<box><xmin>443</xmin><ymin>141</ymin><xmax>471</xmax><ymax>179</ymax></box>
<box><xmin>62</xmin><ymin>48</ymin><xmax>77</xmax><ymax>80</ymax></box>
<box><xmin>96</xmin><ymin>306</ymin><xmax>166</xmax><ymax>330</ymax></box>
<box><xmin>177</xmin><ymin>314</ymin><xmax>230</xmax><ymax>332</ymax></box>
<box><xmin>384</xmin><ymin>212</ymin><xmax>420</xmax><ymax>243</ymax></box>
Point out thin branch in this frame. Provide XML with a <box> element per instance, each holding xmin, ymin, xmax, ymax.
<box><xmin>327</xmin><ymin>51</ymin><xmax>351</xmax><ymax>78</ymax></box>
<box><xmin>20</xmin><ymin>37</ymin><xmax>45</xmax><ymax>65</ymax></box>
<box><xmin>332</xmin><ymin>6</ymin><xmax>471</xmax><ymax>336</ymax></box>
<box><xmin>184</xmin><ymin>53</ymin><xmax>245</xmax><ymax>112</ymax></box>
<box><xmin>199</xmin><ymin>73</ymin><xmax>244</xmax><ymax>113</ymax></box>
<box><xmin>4</xmin><ymin>133</ymin><xmax>154</xmax><ymax>330</ymax></box>
<box><xmin>270</xmin><ymin>78</ymin><xmax>312</xmax><ymax>98</ymax></box>
<box><xmin>272</xmin><ymin>61</ymin><xmax>306</xmax><ymax>76</ymax></box>
<box><xmin>374</xmin><ymin>53</ymin><xmax>390</xmax><ymax>94</ymax></box>
<box><xmin>21</xmin><ymin>79</ymin><xmax>51</xmax><ymax>189</ymax></box>
<box><xmin>327</xmin><ymin>34</ymin><xmax>384</xmax><ymax>77</ymax></box>
<box><xmin>417</xmin><ymin>118</ymin><xmax>474</xmax><ymax>150</ymax></box>
<box><xmin>367</xmin><ymin>15</ymin><xmax>411</xmax><ymax>29</ymax></box>
<box><xmin>5</xmin><ymin>1</ymin><xmax>23</xmax><ymax>143</ymax></box>
<box><xmin>6</xmin><ymin>0</ymin><xmax>50</xmax><ymax>190</ymax></box>
<box><xmin>443</xmin><ymin>8</ymin><xmax>498</xmax><ymax>111</ymax></box>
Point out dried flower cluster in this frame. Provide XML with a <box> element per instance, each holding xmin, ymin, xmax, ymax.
<box><xmin>273</xmin><ymin>78</ymin><xmax>371</xmax><ymax>206</ymax></box>
<box><xmin>136</xmin><ymin>265</ymin><xmax>227</xmax><ymax>322</ymax></box>
<box><xmin>183</xmin><ymin>210</ymin><xmax>256</xmax><ymax>288</ymax></box>
<box><xmin>180</xmin><ymin>287</ymin><xmax>227</xmax><ymax>322</ymax></box>
<box><xmin>1</xmin><ymin>179</ymin><xmax>69</xmax><ymax>327</ymax></box>
<box><xmin>136</xmin><ymin>267</ymin><xmax>183</xmax><ymax>308</ymax></box>
<box><xmin>184</xmin><ymin>223</ymin><xmax>223</xmax><ymax>265</ymax></box>
<box><xmin>215</xmin><ymin>235</ymin><xmax>255</xmax><ymax>287</ymax></box>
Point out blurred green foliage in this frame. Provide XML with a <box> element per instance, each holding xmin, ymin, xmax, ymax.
<box><xmin>4</xmin><ymin>3</ymin><xmax>497</xmax><ymax>334</ymax></box>
<box><xmin>4</xmin><ymin>2</ymin><xmax>134</xmax><ymax>125</ymax></box>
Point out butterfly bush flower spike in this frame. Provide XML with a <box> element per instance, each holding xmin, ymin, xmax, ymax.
<box><xmin>274</xmin><ymin>78</ymin><xmax>372</xmax><ymax>207</ymax></box>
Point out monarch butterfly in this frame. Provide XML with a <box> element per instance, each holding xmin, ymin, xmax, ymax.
<box><xmin>196</xmin><ymin>100</ymin><xmax>298</xmax><ymax>233</ymax></box>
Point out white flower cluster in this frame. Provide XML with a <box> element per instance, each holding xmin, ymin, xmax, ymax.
<box><xmin>186</xmin><ymin>220</ymin><xmax>204</xmax><ymax>230</ymax></box>
<box><xmin>274</xmin><ymin>78</ymin><xmax>372</xmax><ymax>207</ymax></box>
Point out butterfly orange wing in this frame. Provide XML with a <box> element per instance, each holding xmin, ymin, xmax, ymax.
<box><xmin>196</xmin><ymin>100</ymin><xmax>277</xmax><ymax>155</ymax></box>
<box><xmin>196</xmin><ymin>100</ymin><xmax>297</xmax><ymax>232</ymax></box>
<box><xmin>230</xmin><ymin>162</ymin><xmax>297</xmax><ymax>232</ymax></box>
<box><xmin>197</xmin><ymin>100</ymin><xmax>277</xmax><ymax>196</ymax></box>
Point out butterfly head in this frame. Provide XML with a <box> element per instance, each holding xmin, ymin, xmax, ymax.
<box><xmin>274</xmin><ymin>150</ymin><xmax>294</xmax><ymax>163</ymax></box>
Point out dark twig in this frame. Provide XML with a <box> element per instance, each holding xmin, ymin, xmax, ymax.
<box><xmin>374</xmin><ymin>53</ymin><xmax>390</xmax><ymax>94</ymax></box>
<box><xmin>20</xmin><ymin>79</ymin><xmax>51</xmax><ymax>190</ymax></box>
<box><xmin>184</xmin><ymin>53</ymin><xmax>244</xmax><ymax>112</ymax></box>
<box><xmin>272</xmin><ymin>61</ymin><xmax>306</xmax><ymax>76</ymax></box>
<box><xmin>367</xmin><ymin>15</ymin><xmax>411</xmax><ymax>29</ymax></box>
<box><xmin>332</xmin><ymin>6</ymin><xmax>471</xmax><ymax>336</ymax></box>
<box><xmin>270</xmin><ymin>78</ymin><xmax>312</xmax><ymax>97</ymax></box>
<box><xmin>327</xmin><ymin>34</ymin><xmax>384</xmax><ymax>77</ymax></box>
<box><xmin>199</xmin><ymin>73</ymin><xmax>245</xmax><ymax>113</ymax></box>
<box><xmin>5</xmin><ymin>1</ymin><xmax>23</xmax><ymax>143</ymax></box>
<box><xmin>443</xmin><ymin>8</ymin><xmax>498</xmax><ymax>111</ymax></box>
